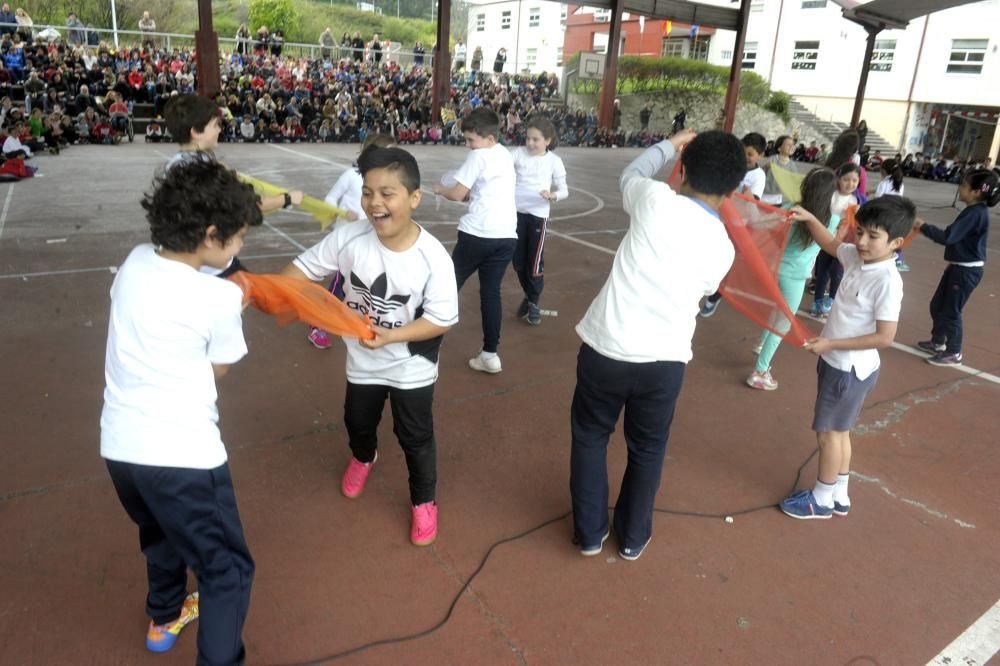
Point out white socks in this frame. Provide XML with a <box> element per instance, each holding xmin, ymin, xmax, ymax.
<box><xmin>812</xmin><ymin>480</ymin><xmax>836</xmax><ymax>508</ymax></box>
<box><xmin>480</xmin><ymin>351</ymin><xmax>498</xmax><ymax>360</ymax></box>
<box><xmin>834</xmin><ymin>473</ymin><xmax>850</xmax><ymax>506</ymax></box>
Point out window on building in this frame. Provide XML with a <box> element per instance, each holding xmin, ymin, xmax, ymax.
<box><xmin>869</xmin><ymin>39</ymin><xmax>895</xmax><ymax>72</ymax></box>
<box><xmin>801</xmin><ymin>0</ymin><xmax>826</xmax><ymax>8</ymax></box>
<box><xmin>594</xmin><ymin>8</ymin><xmax>611</xmax><ymax>23</ymax></box>
<box><xmin>501</xmin><ymin>10</ymin><xmax>511</xmax><ymax>30</ymax></box>
<box><xmin>722</xmin><ymin>49</ymin><xmax>733</xmax><ymax>60</ymax></box>
<box><xmin>556</xmin><ymin>46</ymin><xmax>563</xmax><ymax>64</ymax></box>
<box><xmin>750</xmin><ymin>0</ymin><xmax>765</xmax><ymax>12</ymax></box>
<box><xmin>593</xmin><ymin>32</ymin><xmax>609</xmax><ymax>54</ymax></box>
<box><xmin>947</xmin><ymin>39</ymin><xmax>987</xmax><ymax>74</ymax></box>
<box><xmin>792</xmin><ymin>40</ymin><xmax>819</xmax><ymax>70</ymax></box>
<box><xmin>560</xmin><ymin>6</ymin><xmax>567</xmax><ymax>26</ymax></box>
<box><xmin>526</xmin><ymin>48</ymin><xmax>537</xmax><ymax>68</ymax></box>
<box><xmin>690</xmin><ymin>35</ymin><xmax>711</xmax><ymax>61</ymax></box>
<box><xmin>475</xmin><ymin>13</ymin><xmax>485</xmax><ymax>32</ymax></box>
<box><xmin>662</xmin><ymin>37</ymin><xmax>684</xmax><ymax>58</ymax></box>
<box><xmin>529</xmin><ymin>7</ymin><xmax>540</xmax><ymax>27</ymax></box>
<box><xmin>742</xmin><ymin>41</ymin><xmax>758</xmax><ymax>69</ymax></box>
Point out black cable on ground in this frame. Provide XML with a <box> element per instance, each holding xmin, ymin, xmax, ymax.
<box><xmin>273</xmin><ymin>449</ymin><xmax>820</xmax><ymax>666</ymax></box>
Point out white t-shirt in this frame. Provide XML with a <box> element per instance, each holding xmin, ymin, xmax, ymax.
<box><xmin>741</xmin><ymin>165</ymin><xmax>766</xmax><ymax>199</ymax></box>
<box><xmin>576</xmin><ymin>177</ymin><xmax>734</xmax><ymax>363</ymax></box>
<box><xmin>325</xmin><ymin>167</ymin><xmax>365</xmax><ymax>221</ymax></box>
<box><xmin>510</xmin><ymin>147</ymin><xmax>568</xmax><ymax>218</ymax></box>
<box><xmin>820</xmin><ymin>244</ymin><xmax>903</xmax><ymax>380</ymax></box>
<box><xmin>100</xmin><ymin>244</ymin><xmax>247</xmax><ymax>469</ymax></box>
<box><xmin>874</xmin><ymin>177</ymin><xmax>904</xmax><ymax>198</ymax></box>
<box><xmin>830</xmin><ymin>191</ymin><xmax>857</xmax><ymax>217</ymax></box>
<box><xmin>293</xmin><ymin>222</ymin><xmax>459</xmax><ymax>389</ymax></box>
<box><xmin>453</xmin><ymin>143</ymin><xmax>517</xmax><ymax>239</ymax></box>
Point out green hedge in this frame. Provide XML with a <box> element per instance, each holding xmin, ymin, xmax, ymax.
<box><xmin>565</xmin><ymin>53</ymin><xmax>790</xmax><ymax>121</ymax></box>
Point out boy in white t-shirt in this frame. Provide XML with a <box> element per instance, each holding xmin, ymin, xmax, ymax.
<box><xmin>101</xmin><ymin>159</ymin><xmax>262</xmax><ymax>661</ymax></box>
<box><xmin>434</xmin><ymin>107</ymin><xmax>517</xmax><ymax>373</ymax></box>
<box><xmin>781</xmin><ymin>196</ymin><xmax>912</xmax><ymax>520</ymax></box>
<box><xmin>282</xmin><ymin>147</ymin><xmax>459</xmax><ymax>546</ymax></box>
<box><xmin>570</xmin><ymin>130</ymin><xmax>745</xmax><ymax>561</ymax></box>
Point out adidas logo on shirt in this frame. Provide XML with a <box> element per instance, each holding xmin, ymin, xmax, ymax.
<box><xmin>349</xmin><ymin>271</ymin><xmax>410</xmax><ymax>328</ymax></box>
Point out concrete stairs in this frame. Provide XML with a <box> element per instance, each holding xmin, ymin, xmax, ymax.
<box><xmin>789</xmin><ymin>99</ymin><xmax>897</xmax><ymax>155</ymax></box>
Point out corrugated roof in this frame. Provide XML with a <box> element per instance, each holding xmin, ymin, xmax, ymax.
<box><xmin>832</xmin><ymin>0</ymin><xmax>987</xmax><ymax>30</ymax></box>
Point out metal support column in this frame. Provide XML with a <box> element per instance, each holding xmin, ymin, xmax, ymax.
<box><xmin>432</xmin><ymin>0</ymin><xmax>452</xmax><ymax>124</ymax></box>
<box><xmin>195</xmin><ymin>0</ymin><xmax>221</xmax><ymax>98</ymax></box>
<box><xmin>597</xmin><ymin>0</ymin><xmax>625</xmax><ymax>130</ymax></box>
<box><xmin>721</xmin><ymin>0</ymin><xmax>752</xmax><ymax>133</ymax></box>
<box><xmin>850</xmin><ymin>26</ymin><xmax>879</xmax><ymax>128</ymax></box>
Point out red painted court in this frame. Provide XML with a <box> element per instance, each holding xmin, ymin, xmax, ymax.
<box><xmin>1</xmin><ymin>142</ymin><xmax>998</xmax><ymax>665</ymax></box>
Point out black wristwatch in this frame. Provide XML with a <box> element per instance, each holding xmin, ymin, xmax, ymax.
<box><xmin>283</xmin><ymin>192</ymin><xmax>292</xmax><ymax>208</ymax></box>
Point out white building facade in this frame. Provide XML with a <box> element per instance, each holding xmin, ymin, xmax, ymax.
<box><xmin>464</xmin><ymin>0</ymin><xmax>567</xmax><ymax>77</ymax></box>
<box><xmin>709</xmin><ymin>0</ymin><xmax>1000</xmax><ymax>159</ymax></box>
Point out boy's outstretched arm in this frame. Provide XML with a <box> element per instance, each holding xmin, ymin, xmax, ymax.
<box><xmin>360</xmin><ymin>319</ymin><xmax>451</xmax><ymax>350</ymax></box>
<box><xmin>804</xmin><ymin>320</ymin><xmax>898</xmax><ymax>355</ymax></box>
<box><xmin>619</xmin><ymin>128</ymin><xmax>695</xmax><ymax>192</ymax></box>
<box><xmin>791</xmin><ymin>205</ymin><xmax>841</xmax><ymax>257</ymax></box>
<box><xmin>280</xmin><ymin>262</ymin><xmax>311</xmax><ymax>281</ymax></box>
<box><xmin>434</xmin><ymin>181</ymin><xmax>470</xmax><ymax>202</ymax></box>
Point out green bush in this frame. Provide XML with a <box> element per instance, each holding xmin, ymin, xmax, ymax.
<box><xmin>765</xmin><ymin>91</ymin><xmax>792</xmax><ymax>124</ymax></box>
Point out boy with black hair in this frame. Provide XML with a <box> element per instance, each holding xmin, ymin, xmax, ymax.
<box><xmin>781</xmin><ymin>196</ymin><xmax>912</xmax><ymax>519</ymax></box>
<box><xmin>164</xmin><ymin>93</ymin><xmax>304</xmax><ymax>277</ymax></box>
<box><xmin>281</xmin><ymin>147</ymin><xmax>459</xmax><ymax>546</ymax></box>
<box><xmin>700</xmin><ymin>131</ymin><xmax>768</xmax><ymax>317</ymax></box>
<box><xmin>571</xmin><ymin>129</ymin><xmax>743</xmax><ymax>561</ymax></box>
<box><xmin>101</xmin><ymin>159</ymin><xmax>262</xmax><ymax>660</ymax></box>
<box><xmin>434</xmin><ymin>106</ymin><xmax>517</xmax><ymax>373</ymax></box>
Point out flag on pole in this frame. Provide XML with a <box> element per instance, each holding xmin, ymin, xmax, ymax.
<box><xmin>663</xmin><ymin>20</ymin><xmax>672</xmax><ymax>36</ymax></box>
<box><xmin>690</xmin><ymin>24</ymin><xmax>699</xmax><ymax>38</ymax></box>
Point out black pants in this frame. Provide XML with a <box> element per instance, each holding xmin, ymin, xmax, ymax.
<box><xmin>929</xmin><ymin>264</ymin><xmax>983</xmax><ymax>354</ymax></box>
<box><xmin>106</xmin><ymin>460</ymin><xmax>254</xmax><ymax>666</ymax></box>
<box><xmin>569</xmin><ymin>344</ymin><xmax>686</xmax><ymax>551</ymax></box>
<box><xmin>344</xmin><ymin>381</ymin><xmax>437</xmax><ymax>505</ymax></box>
<box><xmin>814</xmin><ymin>250</ymin><xmax>843</xmax><ymax>300</ymax></box>
<box><xmin>512</xmin><ymin>212</ymin><xmax>547</xmax><ymax>305</ymax></box>
<box><xmin>452</xmin><ymin>231</ymin><xmax>516</xmax><ymax>354</ymax></box>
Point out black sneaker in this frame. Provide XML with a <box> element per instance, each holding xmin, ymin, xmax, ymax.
<box><xmin>927</xmin><ymin>351</ymin><xmax>963</xmax><ymax>367</ymax></box>
<box><xmin>526</xmin><ymin>303</ymin><xmax>541</xmax><ymax>326</ymax></box>
<box><xmin>699</xmin><ymin>299</ymin><xmax>720</xmax><ymax>318</ymax></box>
<box><xmin>573</xmin><ymin>529</ymin><xmax>610</xmax><ymax>557</ymax></box>
<box><xmin>516</xmin><ymin>298</ymin><xmax>530</xmax><ymax>319</ymax></box>
<box><xmin>618</xmin><ymin>537</ymin><xmax>652</xmax><ymax>561</ymax></box>
<box><xmin>916</xmin><ymin>340</ymin><xmax>945</xmax><ymax>354</ymax></box>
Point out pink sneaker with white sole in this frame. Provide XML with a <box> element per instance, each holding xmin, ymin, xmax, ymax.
<box><xmin>341</xmin><ymin>452</ymin><xmax>377</xmax><ymax>498</ymax></box>
<box><xmin>411</xmin><ymin>501</ymin><xmax>438</xmax><ymax>546</ymax></box>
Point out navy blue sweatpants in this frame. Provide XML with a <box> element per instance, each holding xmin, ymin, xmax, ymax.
<box><xmin>452</xmin><ymin>231</ymin><xmax>517</xmax><ymax>354</ymax></box>
<box><xmin>106</xmin><ymin>460</ymin><xmax>254</xmax><ymax>666</ymax></box>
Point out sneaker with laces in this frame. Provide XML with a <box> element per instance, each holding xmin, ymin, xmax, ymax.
<box><xmin>307</xmin><ymin>327</ymin><xmax>333</xmax><ymax>350</ymax></box>
<box><xmin>341</xmin><ymin>452</ymin><xmax>377</xmax><ymax>498</ymax></box>
<box><xmin>411</xmin><ymin>501</ymin><xmax>438</xmax><ymax>546</ymax></box>
<box><xmin>618</xmin><ymin>536</ymin><xmax>652</xmax><ymax>561</ymax></box>
<box><xmin>808</xmin><ymin>300</ymin><xmax>825</xmax><ymax>318</ymax></box>
<box><xmin>573</xmin><ymin>529</ymin><xmax>610</xmax><ymax>557</ymax></box>
<box><xmin>895</xmin><ymin>261</ymin><xmax>911</xmax><ymax>272</ymax></box>
<box><xmin>780</xmin><ymin>489</ymin><xmax>833</xmax><ymax>520</ymax></box>
<box><xmin>468</xmin><ymin>352</ymin><xmax>502</xmax><ymax>374</ymax></box>
<box><xmin>833</xmin><ymin>501</ymin><xmax>850</xmax><ymax>517</ymax></box>
<box><xmin>746</xmin><ymin>369</ymin><xmax>778</xmax><ymax>391</ymax></box>
<box><xmin>146</xmin><ymin>592</ymin><xmax>199</xmax><ymax>653</ymax></box>
<box><xmin>927</xmin><ymin>351</ymin><xmax>963</xmax><ymax>367</ymax></box>
<box><xmin>751</xmin><ymin>342</ymin><xmax>763</xmax><ymax>355</ymax></box>
<box><xmin>916</xmin><ymin>340</ymin><xmax>946</xmax><ymax>354</ymax></box>
<box><xmin>820</xmin><ymin>297</ymin><xmax>834</xmax><ymax>314</ymax></box>
<box><xmin>699</xmin><ymin>299</ymin><xmax>720</xmax><ymax>318</ymax></box>
<box><xmin>516</xmin><ymin>298</ymin><xmax>530</xmax><ymax>319</ymax></box>
<box><xmin>525</xmin><ymin>303</ymin><xmax>541</xmax><ymax>326</ymax></box>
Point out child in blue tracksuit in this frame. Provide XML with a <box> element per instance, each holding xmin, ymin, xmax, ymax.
<box><xmin>913</xmin><ymin>168</ymin><xmax>998</xmax><ymax>367</ymax></box>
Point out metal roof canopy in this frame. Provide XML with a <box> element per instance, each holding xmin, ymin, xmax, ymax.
<box><xmin>831</xmin><ymin>0</ymin><xmax>987</xmax><ymax>128</ymax></box>
<box><xmin>615</xmin><ymin>0</ymin><xmax>740</xmax><ymax>29</ymax></box>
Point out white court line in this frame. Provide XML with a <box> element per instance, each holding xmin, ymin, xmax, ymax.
<box><xmin>262</xmin><ymin>221</ymin><xmax>307</xmax><ymax>251</ymax></box>
<box><xmin>928</xmin><ymin>598</ymin><xmax>1000</xmax><ymax>665</ymax></box>
<box><xmin>0</xmin><ymin>266</ymin><xmax>118</xmax><ymax>280</ymax></box>
<box><xmin>0</xmin><ymin>183</ymin><xmax>14</xmax><ymax>241</ymax></box>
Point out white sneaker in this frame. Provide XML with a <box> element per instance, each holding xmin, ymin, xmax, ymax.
<box><xmin>468</xmin><ymin>352</ymin><xmax>502</xmax><ymax>374</ymax></box>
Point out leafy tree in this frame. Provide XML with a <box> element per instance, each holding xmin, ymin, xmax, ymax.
<box><xmin>249</xmin><ymin>0</ymin><xmax>298</xmax><ymax>33</ymax></box>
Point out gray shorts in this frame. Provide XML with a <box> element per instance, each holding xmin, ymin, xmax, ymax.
<box><xmin>812</xmin><ymin>359</ymin><xmax>879</xmax><ymax>432</ymax></box>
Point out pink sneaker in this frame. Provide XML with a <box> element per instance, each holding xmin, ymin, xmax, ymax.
<box><xmin>341</xmin><ymin>452</ymin><xmax>377</xmax><ymax>498</ymax></box>
<box><xmin>308</xmin><ymin>327</ymin><xmax>332</xmax><ymax>350</ymax></box>
<box><xmin>410</xmin><ymin>501</ymin><xmax>437</xmax><ymax>546</ymax></box>
<box><xmin>746</xmin><ymin>369</ymin><xmax>778</xmax><ymax>391</ymax></box>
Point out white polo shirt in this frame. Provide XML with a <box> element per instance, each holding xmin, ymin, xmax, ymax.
<box><xmin>453</xmin><ymin>143</ymin><xmax>517</xmax><ymax>239</ymax></box>
<box><xmin>575</xmin><ymin>177</ymin><xmax>734</xmax><ymax>364</ymax></box>
<box><xmin>820</xmin><ymin>244</ymin><xmax>903</xmax><ymax>380</ymax></box>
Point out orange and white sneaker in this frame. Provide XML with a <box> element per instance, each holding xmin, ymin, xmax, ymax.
<box><xmin>146</xmin><ymin>592</ymin><xmax>199</xmax><ymax>653</ymax></box>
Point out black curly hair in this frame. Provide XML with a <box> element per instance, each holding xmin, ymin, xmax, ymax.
<box><xmin>142</xmin><ymin>158</ymin><xmax>263</xmax><ymax>252</ymax></box>
<box><xmin>681</xmin><ymin>131</ymin><xmax>746</xmax><ymax>196</ymax></box>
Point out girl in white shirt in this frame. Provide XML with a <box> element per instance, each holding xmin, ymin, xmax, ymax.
<box><xmin>873</xmin><ymin>158</ymin><xmax>909</xmax><ymax>271</ymax></box>
<box><xmin>509</xmin><ymin>117</ymin><xmax>568</xmax><ymax>325</ymax></box>
<box><xmin>309</xmin><ymin>133</ymin><xmax>397</xmax><ymax>350</ymax></box>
